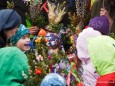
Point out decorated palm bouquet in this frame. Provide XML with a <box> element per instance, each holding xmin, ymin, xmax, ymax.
<box><xmin>25</xmin><ymin>0</ymin><xmax>47</xmax><ymax>27</ymax></box>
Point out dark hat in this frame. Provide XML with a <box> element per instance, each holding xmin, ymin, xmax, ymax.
<box><xmin>0</xmin><ymin>9</ymin><xmax>21</xmax><ymax>31</ymax></box>
<box><xmin>88</xmin><ymin>16</ymin><xmax>109</xmax><ymax>35</ymax></box>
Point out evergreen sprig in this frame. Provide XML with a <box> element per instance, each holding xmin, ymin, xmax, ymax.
<box><xmin>109</xmin><ymin>33</ymin><xmax>115</xmax><ymax>39</ymax></box>
<box><xmin>49</xmin><ymin>23</ymin><xmax>64</xmax><ymax>33</ymax></box>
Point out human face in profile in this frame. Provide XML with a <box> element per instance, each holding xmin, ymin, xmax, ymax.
<box><xmin>4</xmin><ymin>25</ymin><xmax>20</xmax><ymax>40</ymax></box>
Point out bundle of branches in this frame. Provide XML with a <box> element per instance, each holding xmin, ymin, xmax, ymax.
<box><xmin>25</xmin><ymin>37</ymin><xmax>48</xmax><ymax>86</ymax></box>
<box><xmin>25</xmin><ymin>36</ymin><xmax>68</xmax><ymax>85</ymax></box>
<box><xmin>26</xmin><ymin>0</ymin><xmax>47</xmax><ymax>27</ymax></box>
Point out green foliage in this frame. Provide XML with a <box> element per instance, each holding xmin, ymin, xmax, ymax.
<box><xmin>109</xmin><ymin>33</ymin><xmax>115</xmax><ymax>39</ymax></box>
<box><xmin>7</xmin><ymin>1</ymin><xmax>14</xmax><ymax>9</ymax></box>
<box><xmin>51</xmin><ymin>50</ymin><xmax>67</xmax><ymax>63</ymax></box>
<box><xmin>25</xmin><ymin>37</ymin><xmax>48</xmax><ymax>86</ymax></box>
<box><xmin>49</xmin><ymin>23</ymin><xmax>64</xmax><ymax>33</ymax></box>
<box><xmin>68</xmin><ymin>11</ymin><xmax>90</xmax><ymax>34</ymax></box>
<box><xmin>68</xmin><ymin>25</ymin><xmax>76</xmax><ymax>34</ymax></box>
<box><xmin>25</xmin><ymin>37</ymin><xmax>67</xmax><ymax>86</ymax></box>
<box><xmin>26</xmin><ymin>0</ymin><xmax>48</xmax><ymax>27</ymax></box>
<box><xmin>26</xmin><ymin>13</ymin><xmax>47</xmax><ymax>27</ymax></box>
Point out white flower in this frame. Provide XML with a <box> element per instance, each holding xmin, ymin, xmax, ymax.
<box><xmin>22</xmin><ymin>71</ymin><xmax>28</xmax><ymax>79</ymax></box>
<box><xmin>36</xmin><ymin>55</ymin><xmax>44</xmax><ymax>61</ymax></box>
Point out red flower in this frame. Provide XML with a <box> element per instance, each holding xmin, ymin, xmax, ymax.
<box><xmin>36</xmin><ymin>68</ymin><xmax>42</xmax><ymax>75</ymax></box>
<box><xmin>77</xmin><ymin>82</ymin><xmax>83</xmax><ymax>86</ymax></box>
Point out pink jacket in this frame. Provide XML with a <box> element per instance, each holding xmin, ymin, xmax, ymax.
<box><xmin>76</xmin><ymin>27</ymin><xmax>101</xmax><ymax>86</ymax></box>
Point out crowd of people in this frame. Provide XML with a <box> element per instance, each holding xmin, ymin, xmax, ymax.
<box><xmin>0</xmin><ymin>0</ymin><xmax>115</xmax><ymax>86</ymax></box>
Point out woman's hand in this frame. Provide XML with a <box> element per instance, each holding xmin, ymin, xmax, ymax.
<box><xmin>29</xmin><ymin>26</ymin><xmax>39</xmax><ymax>35</ymax></box>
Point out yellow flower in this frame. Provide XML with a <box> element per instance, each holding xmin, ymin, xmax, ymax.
<box><xmin>35</xmin><ymin>37</ymin><xmax>42</xmax><ymax>43</ymax></box>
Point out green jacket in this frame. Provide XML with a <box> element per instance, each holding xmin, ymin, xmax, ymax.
<box><xmin>0</xmin><ymin>47</ymin><xmax>29</xmax><ymax>86</ymax></box>
<box><xmin>88</xmin><ymin>36</ymin><xmax>115</xmax><ymax>76</ymax></box>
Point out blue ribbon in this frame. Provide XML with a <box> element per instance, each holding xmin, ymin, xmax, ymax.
<box><xmin>28</xmin><ymin>40</ymin><xmax>35</xmax><ymax>52</ymax></box>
